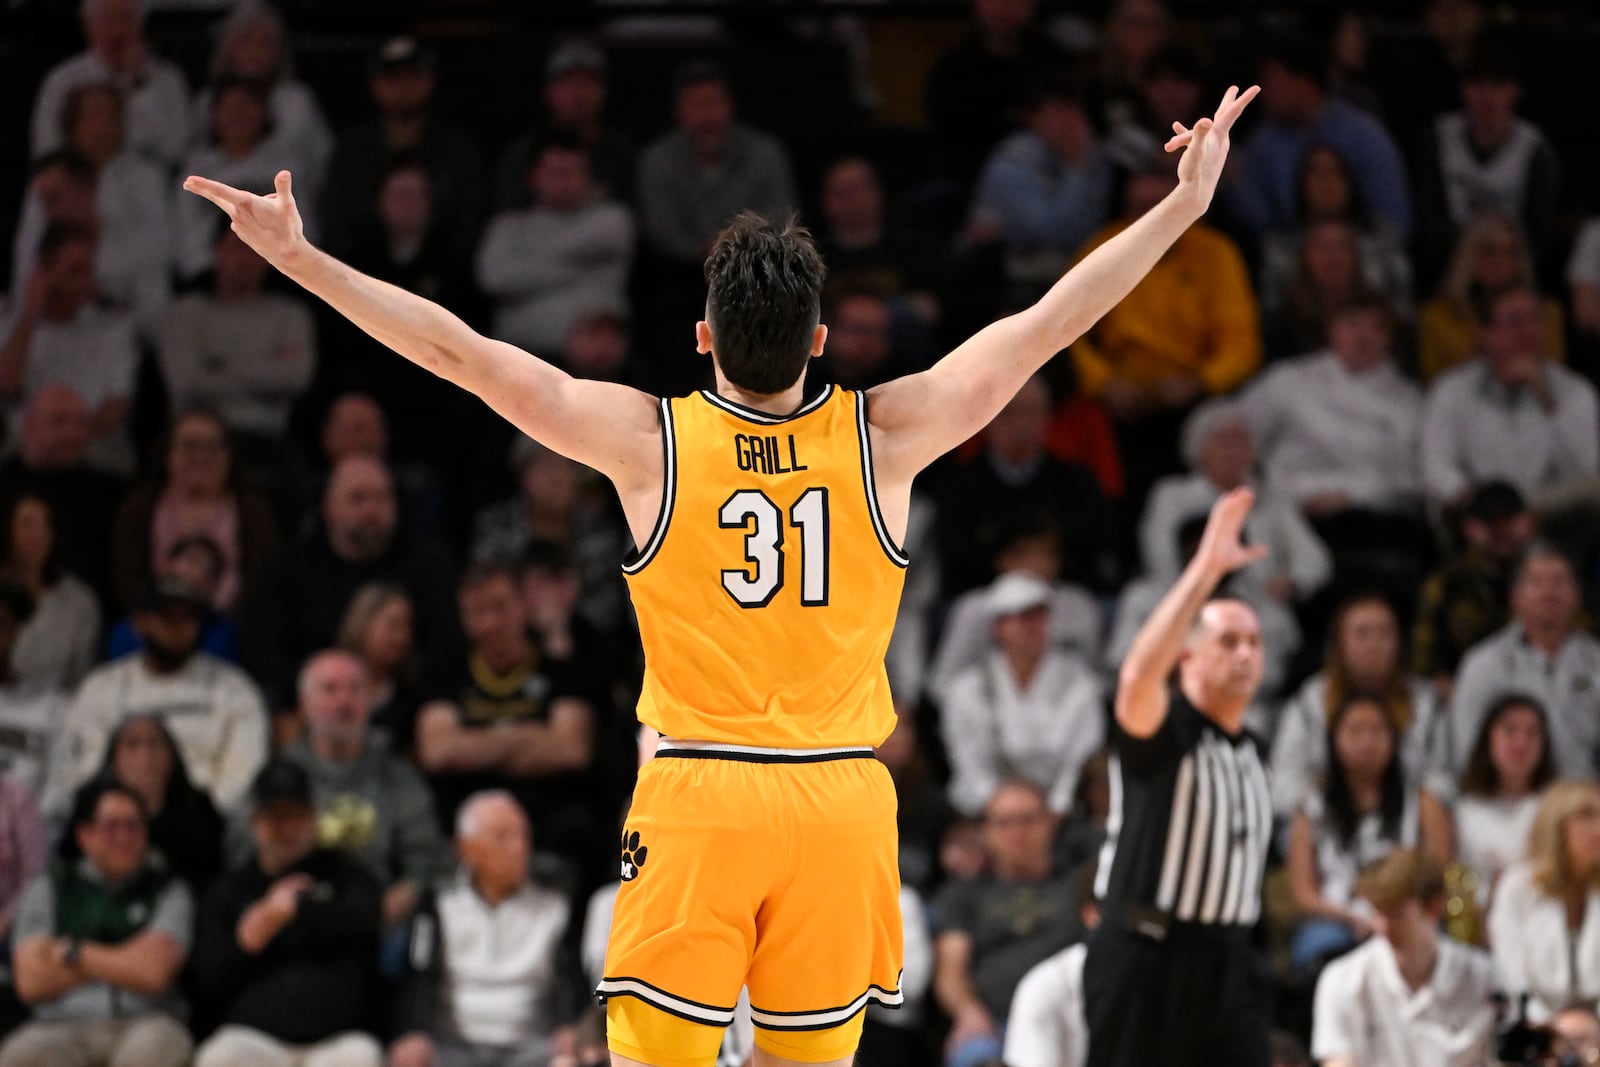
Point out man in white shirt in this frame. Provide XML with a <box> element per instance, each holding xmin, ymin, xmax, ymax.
<box><xmin>1242</xmin><ymin>294</ymin><xmax>1422</xmax><ymax>517</ymax></box>
<box><xmin>1421</xmin><ymin>286</ymin><xmax>1600</xmax><ymax>513</ymax></box>
<box><xmin>1312</xmin><ymin>848</ymin><xmax>1497</xmax><ymax>1067</ymax></box>
<box><xmin>389</xmin><ymin>791</ymin><xmax>578</xmax><ymax>1067</ymax></box>
<box><xmin>30</xmin><ymin>0</ymin><xmax>190</xmax><ymax>170</ymax></box>
<box><xmin>1004</xmin><ymin>861</ymin><xmax>1100</xmax><ymax>1067</ymax></box>
<box><xmin>1449</xmin><ymin>543</ymin><xmax>1600</xmax><ymax>779</ymax></box>
<box><xmin>476</xmin><ymin>132</ymin><xmax>633</xmax><ymax>355</ymax></box>
<box><xmin>0</xmin><ymin>225</ymin><xmax>138</xmax><ymax>475</ymax></box>
<box><xmin>41</xmin><ymin>576</ymin><xmax>270</xmax><ymax>817</ymax></box>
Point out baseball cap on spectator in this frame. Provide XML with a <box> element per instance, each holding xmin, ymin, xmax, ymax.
<box><xmin>372</xmin><ymin>36</ymin><xmax>434</xmax><ymax>76</ymax></box>
<box><xmin>134</xmin><ymin>575</ymin><xmax>209</xmax><ymax>615</ymax></box>
<box><xmin>1464</xmin><ymin>481</ymin><xmax>1527</xmax><ymax>523</ymax></box>
<box><xmin>547</xmin><ymin>40</ymin><xmax>605</xmax><ymax>81</ymax></box>
<box><xmin>985</xmin><ymin>572</ymin><xmax>1053</xmax><ymax>618</ymax></box>
<box><xmin>251</xmin><ymin>757</ymin><xmax>313</xmax><ymax>811</ymax></box>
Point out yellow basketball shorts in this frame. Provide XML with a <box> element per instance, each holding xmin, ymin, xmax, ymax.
<box><xmin>597</xmin><ymin>741</ymin><xmax>904</xmax><ymax>1065</ymax></box>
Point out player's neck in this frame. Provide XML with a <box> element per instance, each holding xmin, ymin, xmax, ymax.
<box><xmin>711</xmin><ymin>373</ymin><xmax>809</xmax><ymax>418</ymax></box>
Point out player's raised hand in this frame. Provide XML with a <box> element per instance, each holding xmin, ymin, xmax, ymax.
<box><xmin>182</xmin><ymin>169</ymin><xmax>306</xmax><ymax>268</ymax></box>
<box><xmin>1164</xmin><ymin>83</ymin><xmax>1260</xmax><ymax>208</ymax></box>
<box><xmin>1195</xmin><ymin>486</ymin><xmax>1269</xmax><ymax>578</ymax></box>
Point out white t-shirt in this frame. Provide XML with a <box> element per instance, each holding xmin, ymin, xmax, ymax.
<box><xmin>1003</xmin><ymin>942</ymin><xmax>1088</xmax><ymax>1067</ymax></box>
<box><xmin>1454</xmin><ymin>793</ymin><xmax>1538</xmax><ymax>906</ymax></box>
<box><xmin>1312</xmin><ymin>935</ymin><xmax>1498</xmax><ymax>1067</ymax></box>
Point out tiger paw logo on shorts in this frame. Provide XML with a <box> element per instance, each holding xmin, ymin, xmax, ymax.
<box><xmin>620</xmin><ymin>829</ymin><xmax>649</xmax><ymax>882</ymax></box>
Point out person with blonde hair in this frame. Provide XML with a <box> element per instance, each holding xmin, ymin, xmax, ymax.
<box><xmin>1487</xmin><ymin>779</ymin><xmax>1600</xmax><ymax>1021</ymax></box>
<box><xmin>1416</xmin><ymin>211</ymin><xmax>1564</xmax><ymax>382</ymax></box>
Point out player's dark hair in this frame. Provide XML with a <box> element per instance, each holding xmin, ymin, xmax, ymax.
<box><xmin>704</xmin><ymin>212</ymin><xmax>827</xmax><ymax>395</ymax></box>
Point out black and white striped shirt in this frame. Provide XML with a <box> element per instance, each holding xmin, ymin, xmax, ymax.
<box><xmin>1094</xmin><ymin>691</ymin><xmax>1272</xmax><ymax>927</ymax></box>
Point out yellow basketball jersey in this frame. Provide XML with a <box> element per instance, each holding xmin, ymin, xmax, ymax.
<box><xmin>623</xmin><ymin>385</ymin><xmax>908</xmax><ymax>748</ymax></box>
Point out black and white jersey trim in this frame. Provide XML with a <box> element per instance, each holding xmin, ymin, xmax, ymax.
<box><xmin>594</xmin><ymin>976</ymin><xmax>739</xmax><ymax>1026</ymax></box>
<box><xmin>749</xmin><ymin>980</ymin><xmax>904</xmax><ymax>1031</ymax></box>
<box><xmin>854</xmin><ymin>391</ymin><xmax>910</xmax><ymax>568</ymax></box>
<box><xmin>621</xmin><ymin>398</ymin><xmax>677</xmax><ymax>575</ymax></box>
<box><xmin>700</xmin><ymin>384</ymin><xmax>835</xmax><ymax>424</ymax></box>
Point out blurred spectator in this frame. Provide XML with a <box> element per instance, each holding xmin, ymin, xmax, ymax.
<box><xmin>110</xmin><ymin>410</ymin><xmax>280</xmax><ymax>616</ymax></box>
<box><xmin>471</xmin><ymin>438</ymin><xmax>629</xmax><ymax>637</ymax></box>
<box><xmin>1140</xmin><ymin>400</ymin><xmax>1331</xmax><ymax>608</ymax></box>
<box><xmin>336</xmin><ymin>582</ymin><xmax>422</xmax><ymax>757</ymax></box>
<box><xmin>176</xmin><ymin>78</ymin><xmax>319</xmax><ymax>280</ymax></box>
<box><xmin>320</xmin><ymin>36</ymin><xmax>483</xmax><ymax>263</ymax></box>
<box><xmin>0</xmin><ymin>492</ymin><xmax>100</xmax><ymax>692</ymax></box>
<box><xmin>814</xmin><ymin>156</ymin><xmax>942</xmax><ymax>320</ymax></box>
<box><xmin>13</xmin><ymin>133</ymin><xmax>168</xmax><ymax>341</ymax></box>
<box><xmin>873</xmin><ymin>714</ymin><xmax>953</xmax><ymax>897</ymax></box>
<box><xmin>1001</xmin><ymin>860</ymin><xmax>1100</xmax><ymax>1067</ymax></box>
<box><xmin>1453</xmin><ymin>694</ymin><xmax>1554</xmax><ymax>908</ymax></box>
<box><xmin>1449</xmin><ymin>544</ymin><xmax>1600</xmax><ymax>780</ymax></box>
<box><xmin>239</xmin><ymin>454</ymin><xmax>462</xmax><ymax>713</ymax></box>
<box><xmin>42</xmin><ymin>575</ymin><xmax>269</xmax><ymax>817</ymax></box>
<box><xmin>477</xmin><ymin>133</ymin><xmax>633</xmax><ymax>356</ymax></box>
<box><xmin>94</xmin><ymin>713</ymin><xmax>224</xmax><ymax>890</ymax></box>
<box><xmin>107</xmin><ymin>535</ymin><xmax>242</xmax><ymax>664</ymax></box>
<box><xmin>1552</xmin><ymin>1008</ymin><xmax>1600</xmax><ymax>1067</ymax></box>
<box><xmin>192</xmin><ymin>2</ymin><xmax>334</xmax><ymax>196</ymax></box>
<box><xmin>964</xmin><ymin>71</ymin><xmax>1114</xmax><ymax>302</ymax></box>
<box><xmin>1270</xmin><ymin>594</ymin><xmax>1447</xmax><ymax>820</ymax></box>
<box><xmin>1</xmin><ymin>779</ymin><xmax>192</xmax><ymax>1067</ymax></box>
<box><xmin>0</xmin><ymin>776</ymin><xmax>45</xmax><ymax>942</ymax></box>
<box><xmin>932</xmin><ymin>374</ymin><xmax>1115</xmax><ymax>596</ymax></box>
<box><xmin>0</xmin><ymin>225</ymin><xmax>137</xmax><ymax>475</ymax></box>
<box><xmin>1285</xmin><ymin>694</ymin><xmax>1453</xmax><ymax>974</ymax></box>
<box><xmin>558</xmin><ymin>309</ymin><xmax>647</xmax><ymax>390</ymax></box>
<box><xmin>1243</xmin><ymin>294</ymin><xmax>1422</xmax><ymax>520</ymax></box>
<box><xmin>0</xmin><ymin>580</ymin><xmax>62</xmax><ymax>797</ymax></box>
<box><xmin>1069</xmin><ymin>159</ymin><xmax>1261</xmax><ymax>500</ymax></box>
<box><xmin>0</xmin><ymin>386</ymin><xmax>125</xmax><ymax>599</ymax></box>
<box><xmin>270</xmin><ymin>650</ymin><xmax>447</xmax><ymax>928</ymax></box>
<box><xmin>1257</xmin><ymin>144</ymin><xmax>1412</xmax><ymax>328</ymax></box>
<box><xmin>860</xmin><ymin>885</ymin><xmax>935</xmax><ymax>1067</ymax></box>
<box><xmin>390</xmin><ymin>791</ymin><xmax>581</xmax><ymax>1067</ymax></box>
<box><xmin>933</xmin><ymin>780</ymin><xmax>1081</xmax><ymax>1067</ymax></box>
<box><xmin>311</xmin><ymin>388</ymin><xmax>451</xmax><ymax>546</ymax></box>
<box><xmin>1570</xmin><ymin>210</ymin><xmax>1600</xmax><ymax>351</ymax></box>
<box><xmin>1420</xmin><ymin>287</ymin><xmax>1597</xmax><ymax>518</ymax></box>
<box><xmin>1310</xmin><ymin>849</ymin><xmax>1497</xmax><ymax>1067</ymax></box>
<box><xmin>493</xmin><ymin>40</ymin><xmax>635</xmax><ymax>208</ymax></box>
<box><xmin>415</xmin><ymin>563</ymin><xmax>599</xmax><ymax>873</ymax></box>
<box><xmin>1416</xmin><ymin>212</ymin><xmax>1566</xmax><ymax>383</ymax></box>
<box><xmin>344</xmin><ymin>160</ymin><xmax>481</xmax><ymax>320</ymax></box>
<box><xmin>1095</xmin><ymin>0</ymin><xmax>1171</xmax><ymax>121</ymax></box>
<box><xmin>940</xmin><ymin>573</ymin><xmax>1105</xmax><ymax>818</ymax></box>
<box><xmin>1411</xmin><ymin>481</ymin><xmax>1534</xmax><ymax>695</ymax></box>
<box><xmin>1261</xmin><ymin>220</ymin><xmax>1376</xmax><ymax>359</ymax></box>
<box><xmin>1416</xmin><ymin>46</ymin><xmax>1561</xmax><ymax>283</ymax></box>
<box><xmin>1103</xmin><ymin>43</ymin><xmax>1205</xmax><ymax>169</ymax></box>
<box><xmin>1230</xmin><ymin>34</ymin><xmax>1411</xmax><ymax>240</ymax></box>
<box><xmin>1487</xmin><ymin>780</ymin><xmax>1600</xmax><ymax>1023</ymax></box>
<box><xmin>193</xmin><ymin>758</ymin><xmax>384</xmax><ymax>1067</ymax></box>
<box><xmin>29</xmin><ymin>0</ymin><xmax>190</xmax><ymax>170</ymax></box>
<box><xmin>1370</xmin><ymin>0</ymin><xmax>1480</xmax><ymax>172</ymax></box>
<box><xmin>815</xmin><ymin>283</ymin><xmax>915</xmax><ymax>391</ymax></box>
<box><xmin>929</xmin><ymin>515</ymin><xmax>1102</xmax><ymax>700</ymax></box>
<box><xmin>158</xmin><ymin>230</ymin><xmax>317</xmax><ymax>456</ymax></box>
<box><xmin>635</xmin><ymin>62</ymin><xmax>797</xmax><ymax>271</ymax></box>
<box><xmin>924</xmin><ymin>0</ymin><xmax>1066</xmax><ymax>189</ymax></box>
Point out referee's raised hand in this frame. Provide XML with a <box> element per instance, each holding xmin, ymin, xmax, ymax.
<box><xmin>1195</xmin><ymin>487</ymin><xmax>1269</xmax><ymax>579</ymax></box>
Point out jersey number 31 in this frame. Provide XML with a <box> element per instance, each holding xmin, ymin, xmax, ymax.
<box><xmin>719</xmin><ymin>488</ymin><xmax>829</xmax><ymax>608</ymax></box>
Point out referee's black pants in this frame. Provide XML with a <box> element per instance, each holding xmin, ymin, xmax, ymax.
<box><xmin>1083</xmin><ymin>919</ymin><xmax>1271</xmax><ymax>1067</ymax></box>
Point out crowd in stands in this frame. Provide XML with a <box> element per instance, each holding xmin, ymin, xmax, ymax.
<box><xmin>4</xmin><ymin>0</ymin><xmax>1600</xmax><ymax>1064</ymax></box>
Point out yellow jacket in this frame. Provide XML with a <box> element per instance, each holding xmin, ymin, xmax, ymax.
<box><xmin>1070</xmin><ymin>221</ymin><xmax>1262</xmax><ymax>396</ymax></box>
<box><xmin>1416</xmin><ymin>295</ymin><xmax>1565</xmax><ymax>384</ymax></box>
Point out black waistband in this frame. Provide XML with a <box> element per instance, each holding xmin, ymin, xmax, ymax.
<box><xmin>654</xmin><ymin>745</ymin><xmax>875</xmax><ymax>765</ymax></box>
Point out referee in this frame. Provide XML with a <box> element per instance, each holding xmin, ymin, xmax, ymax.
<box><xmin>1084</xmin><ymin>487</ymin><xmax>1275</xmax><ymax>1067</ymax></box>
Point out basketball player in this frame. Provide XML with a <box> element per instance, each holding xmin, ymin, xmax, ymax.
<box><xmin>185</xmin><ymin>83</ymin><xmax>1258</xmax><ymax>1067</ymax></box>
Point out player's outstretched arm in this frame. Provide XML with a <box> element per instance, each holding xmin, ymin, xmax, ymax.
<box><xmin>182</xmin><ymin>172</ymin><xmax>660</xmax><ymax>491</ymax></box>
<box><xmin>1116</xmin><ymin>488</ymin><xmax>1265</xmax><ymax>738</ymax></box>
<box><xmin>866</xmin><ymin>85</ymin><xmax>1259</xmax><ymax>482</ymax></box>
